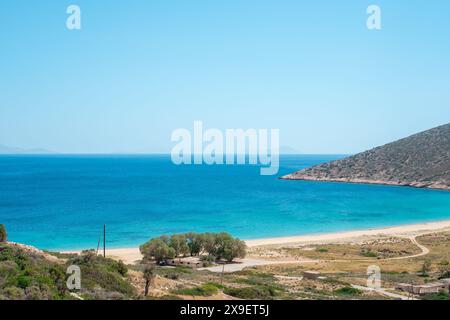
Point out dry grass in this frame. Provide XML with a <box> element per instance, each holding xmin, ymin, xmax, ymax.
<box><xmin>136</xmin><ymin>231</ymin><xmax>450</xmax><ymax>300</ymax></box>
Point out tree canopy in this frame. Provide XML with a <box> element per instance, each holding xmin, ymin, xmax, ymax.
<box><xmin>140</xmin><ymin>232</ymin><xmax>246</xmax><ymax>263</ymax></box>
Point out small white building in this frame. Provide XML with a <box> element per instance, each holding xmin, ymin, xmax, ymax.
<box><xmin>164</xmin><ymin>257</ymin><xmax>203</xmax><ymax>268</ymax></box>
<box><xmin>439</xmin><ymin>278</ymin><xmax>450</xmax><ymax>289</ymax></box>
<box><xmin>396</xmin><ymin>282</ymin><xmax>447</xmax><ymax>295</ymax></box>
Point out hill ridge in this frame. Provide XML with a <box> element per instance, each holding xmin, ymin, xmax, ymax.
<box><xmin>282</xmin><ymin>123</ymin><xmax>450</xmax><ymax>191</ymax></box>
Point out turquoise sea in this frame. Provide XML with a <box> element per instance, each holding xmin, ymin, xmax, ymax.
<box><xmin>1</xmin><ymin>155</ymin><xmax>450</xmax><ymax>251</ymax></box>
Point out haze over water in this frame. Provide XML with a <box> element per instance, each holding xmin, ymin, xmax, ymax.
<box><xmin>1</xmin><ymin>155</ymin><xmax>450</xmax><ymax>251</ymax></box>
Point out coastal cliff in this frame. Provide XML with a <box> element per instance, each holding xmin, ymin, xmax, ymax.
<box><xmin>282</xmin><ymin>123</ymin><xmax>450</xmax><ymax>191</ymax></box>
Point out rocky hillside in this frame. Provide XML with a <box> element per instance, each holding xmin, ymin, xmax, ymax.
<box><xmin>282</xmin><ymin>123</ymin><xmax>450</xmax><ymax>190</ymax></box>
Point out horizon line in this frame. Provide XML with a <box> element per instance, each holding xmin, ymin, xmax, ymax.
<box><xmin>0</xmin><ymin>152</ymin><xmax>351</xmax><ymax>156</ymax></box>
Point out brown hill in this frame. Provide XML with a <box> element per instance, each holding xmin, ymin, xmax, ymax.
<box><xmin>282</xmin><ymin>123</ymin><xmax>450</xmax><ymax>190</ymax></box>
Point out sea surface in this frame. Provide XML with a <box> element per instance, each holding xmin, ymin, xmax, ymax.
<box><xmin>1</xmin><ymin>155</ymin><xmax>450</xmax><ymax>251</ymax></box>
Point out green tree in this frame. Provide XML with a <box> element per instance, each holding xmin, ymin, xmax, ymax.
<box><xmin>212</xmin><ymin>233</ymin><xmax>246</xmax><ymax>262</ymax></box>
<box><xmin>116</xmin><ymin>260</ymin><xmax>128</xmax><ymax>276</ymax></box>
<box><xmin>222</xmin><ymin>238</ymin><xmax>247</xmax><ymax>262</ymax></box>
<box><xmin>140</xmin><ymin>232</ymin><xmax>247</xmax><ymax>264</ymax></box>
<box><xmin>159</xmin><ymin>235</ymin><xmax>170</xmax><ymax>244</ymax></box>
<box><xmin>0</xmin><ymin>224</ymin><xmax>7</xmax><ymax>242</ymax></box>
<box><xmin>438</xmin><ymin>260</ymin><xmax>450</xmax><ymax>278</ymax></box>
<box><xmin>213</xmin><ymin>232</ymin><xmax>233</xmax><ymax>260</ymax></box>
<box><xmin>203</xmin><ymin>233</ymin><xmax>219</xmax><ymax>257</ymax></box>
<box><xmin>169</xmin><ymin>234</ymin><xmax>189</xmax><ymax>257</ymax></box>
<box><xmin>143</xmin><ymin>264</ymin><xmax>155</xmax><ymax>297</ymax></box>
<box><xmin>421</xmin><ymin>260</ymin><xmax>432</xmax><ymax>277</ymax></box>
<box><xmin>140</xmin><ymin>238</ymin><xmax>176</xmax><ymax>263</ymax></box>
<box><xmin>185</xmin><ymin>232</ymin><xmax>205</xmax><ymax>256</ymax></box>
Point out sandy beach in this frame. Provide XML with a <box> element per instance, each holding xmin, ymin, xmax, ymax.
<box><xmin>245</xmin><ymin>219</ymin><xmax>450</xmax><ymax>246</ymax></box>
<box><xmin>80</xmin><ymin>219</ymin><xmax>450</xmax><ymax>265</ymax></box>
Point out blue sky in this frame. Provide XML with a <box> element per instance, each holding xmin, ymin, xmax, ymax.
<box><xmin>1</xmin><ymin>0</ymin><xmax>449</xmax><ymax>153</ymax></box>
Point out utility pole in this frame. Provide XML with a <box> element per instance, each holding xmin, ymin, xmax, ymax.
<box><xmin>221</xmin><ymin>263</ymin><xmax>225</xmax><ymax>285</ymax></box>
<box><xmin>103</xmin><ymin>224</ymin><xmax>106</xmax><ymax>258</ymax></box>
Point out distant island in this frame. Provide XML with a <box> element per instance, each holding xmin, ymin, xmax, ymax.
<box><xmin>282</xmin><ymin>123</ymin><xmax>450</xmax><ymax>191</ymax></box>
<box><xmin>0</xmin><ymin>144</ymin><xmax>53</xmax><ymax>154</ymax></box>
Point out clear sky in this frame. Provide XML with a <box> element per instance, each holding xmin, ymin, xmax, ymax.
<box><xmin>1</xmin><ymin>0</ymin><xmax>449</xmax><ymax>154</ymax></box>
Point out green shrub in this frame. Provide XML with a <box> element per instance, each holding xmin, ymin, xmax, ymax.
<box><xmin>205</xmin><ymin>282</ymin><xmax>226</xmax><ymax>289</ymax></box>
<box><xmin>2</xmin><ymin>286</ymin><xmax>25</xmax><ymax>300</ymax></box>
<box><xmin>116</xmin><ymin>260</ymin><xmax>128</xmax><ymax>276</ymax></box>
<box><xmin>25</xmin><ymin>286</ymin><xmax>48</xmax><ymax>300</ymax></box>
<box><xmin>17</xmin><ymin>275</ymin><xmax>32</xmax><ymax>289</ymax></box>
<box><xmin>174</xmin><ymin>283</ymin><xmax>219</xmax><ymax>296</ymax></box>
<box><xmin>334</xmin><ymin>286</ymin><xmax>362</xmax><ymax>296</ymax></box>
<box><xmin>421</xmin><ymin>291</ymin><xmax>449</xmax><ymax>300</ymax></box>
<box><xmin>224</xmin><ymin>285</ymin><xmax>280</xmax><ymax>300</ymax></box>
<box><xmin>361</xmin><ymin>251</ymin><xmax>378</xmax><ymax>258</ymax></box>
<box><xmin>68</xmin><ymin>252</ymin><xmax>135</xmax><ymax>297</ymax></box>
<box><xmin>0</xmin><ymin>244</ymin><xmax>69</xmax><ymax>299</ymax></box>
<box><xmin>164</xmin><ymin>272</ymin><xmax>179</xmax><ymax>280</ymax></box>
<box><xmin>0</xmin><ymin>243</ymin><xmax>136</xmax><ymax>300</ymax></box>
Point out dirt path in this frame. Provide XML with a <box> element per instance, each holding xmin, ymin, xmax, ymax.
<box><xmin>199</xmin><ymin>258</ymin><xmax>316</xmax><ymax>273</ymax></box>
<box><xmin>320</xmin><ymin>234</ymin><xmax>431</xmax><ymax>264</ymax></box>
<box><xmin>202</xmin><ymin>233</ymin><xmax>432</xmax><ymax>273</ymax></box>
<box><xmin>385</xmin><ymin>234</ymin><xmax>430</xmax><ymax>261</ymax></box>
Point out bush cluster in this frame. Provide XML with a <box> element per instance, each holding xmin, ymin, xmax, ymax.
<box><xmin>0</xmin><ymin>244</ymin><xmax>135</xmax><ymax>300</ymax></box>
<box><xmin>174</xmin><ymin>283</ymin><xmax>220</xmax><ymax>296</ymax></box>
<box><xmin>0</xmin><ymin>244</ymin><xmax>68</xmax><ymax>300</ymax></box>
<box><xmin>224</xmin><ymin>285</ymin><xmax>280</xmax><ymax>300</ymax></box>
<box><xmin>67</xmin><ymin>250</ymin><xmax>135</xmax><ymax>299</ymax></box>
<box><xmin>140</xmin><ymin>232</ymin><xmax>246</xmax><ymax>263</ymax></box>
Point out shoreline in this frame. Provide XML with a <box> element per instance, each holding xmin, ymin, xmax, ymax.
<box><xmin>245</xmin><ymin>219</ymin><xmax>450</xmax><ymax>246</ymax></box>
<box><xmin>67</xmin><ymin>219</ymin><xmax>450</xmax><ymax>264</ymax></box>
<box><xmin>280</xmin><ymin>175</ymin><xmax>450</xmax><ymax>191</ymax></box>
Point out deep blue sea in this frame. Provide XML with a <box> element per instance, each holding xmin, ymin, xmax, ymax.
<box><xmin>1</xmin><ymin>155</ymin><xmax>450</xmax><ymax>251</ymax></box>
